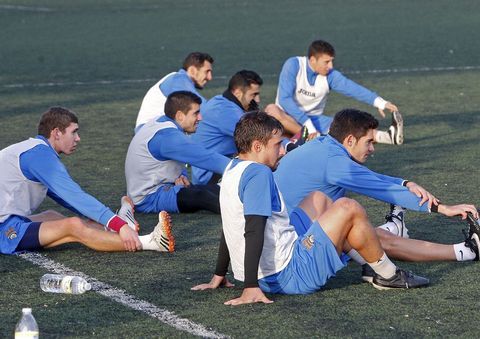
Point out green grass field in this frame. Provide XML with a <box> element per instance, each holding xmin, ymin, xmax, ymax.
<box><xmin>1</xmin><ymin>0</ymin><xmax>479</xmax><ymax>337</ymax></box>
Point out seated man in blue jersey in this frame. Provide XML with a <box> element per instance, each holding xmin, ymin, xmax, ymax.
<box><xmin>135</xmin><ymin>52</ymin><xmax>214</xmax><ymax>129</ymax></box>
<box><xmin>191</xmin><ymin>70</ymin><xmax>302</xmax><ymax>185</ymax></box>
<box><xmin>274</xmin><ymin>108</ymin><xmax>480</xmax><ymax>275</ymax></box>
<box><xmin>275</xmin><ymin>39</ymin><xmax>403</xmax><ymax>145</ymax></box>
<box><xmin>0</xmin><ymin>107</ymin><xmax>175</xmax><ymax>255</ymax></box>
<box><xmin>192</xmin><ymin>112</ymin><xmax>429</xmax><ymax>303</ymax></box>
<box><xmin>126</xmin><ymin>91</ymin><xmax>230</xmax><ymax>215</ymax></box>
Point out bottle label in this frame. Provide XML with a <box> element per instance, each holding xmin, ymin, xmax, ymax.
<box><xmin>61</xmin><ymin>276</ymin><xmax>74</xmax><ymax>294</ymax></box>
<box><xmin>15</xmin><ymin>331</ymin><xmax>39</xmax><ymax>339</ymax></box>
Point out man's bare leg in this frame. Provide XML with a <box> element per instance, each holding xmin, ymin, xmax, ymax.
<box><xmin>376</xmin><ymin>229</ymin><xmax>456</xmax><ymax>261</ymax></box>
<box><xmin>38</xmin><ymin>217</ymin><xmax>127</xmax><ymax>251</ymax></box>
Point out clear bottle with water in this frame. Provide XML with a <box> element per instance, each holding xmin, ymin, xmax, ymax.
<box><xmin>40</xmin><ymin>274</ymin><xmax>91</xmax><ymax>294</ymax></box>
<box><xmin>14</xmin><ymin>308</ymin><xmax>39</xmax><ymax>339</ymax></box>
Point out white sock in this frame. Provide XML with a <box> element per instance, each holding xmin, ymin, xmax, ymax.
<box><xmin>368</xmin><ymin>253</ymin><xmax>396</xmax><ymax>279</ymax></box>
<box><xmin>453</xmin><ymin>242</ymin><xmax>476</xmax><ymax>261</ymax></box>
<box><xmin>374</xmin><ymin>130</ymin><xmax>393</xmax><ymax>144</ymax></box>
<box><xmin>347</xmin><ymin>249</ymin><xmax>367</xmax><ymax>265</ymax></box>
<box><xmin>139</xmin><ymin>233</ymin><xmax>158</xmax><ymax>251</ymax></box>
<box><xmin>377</xmin><ymin>222</ymin><xmax>399</xmax><ymax>236</ymax></box>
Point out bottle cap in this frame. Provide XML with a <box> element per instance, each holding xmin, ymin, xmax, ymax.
<box><xmin>22</xmin><ymin>308</ymin><xmax>32</xmax><ymax>313</ymax></box>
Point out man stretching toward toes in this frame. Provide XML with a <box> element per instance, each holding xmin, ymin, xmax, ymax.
<box><xmin>192</xmin><ymin>112</ymin><xmax>428</xmax><ymax>305</ymax></box>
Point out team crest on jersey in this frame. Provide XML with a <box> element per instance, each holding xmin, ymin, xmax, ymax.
<box><xmin>5</xmin><ymin>227</ymin><xmax>17</xmax><ymax>240</ymax></box>
<box><xmin>302</xmin><ymin>234</ymin><xmax>314</xmax><ymax>250</ymax></box>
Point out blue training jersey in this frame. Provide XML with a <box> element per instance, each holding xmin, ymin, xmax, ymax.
<box><xmin>191</xmin><ymin>95</ymin><xmax>244</xmax><ymax>184</ymax></box>
<box><xmin>274</xmin><ymin>135</ymin><xmax>429</xmax><ymax>214</ymax></box>
<box><xmin>276</xmin><ymin>57</ymin><xmax>378</xmax><ymax>124</ymax></box>
<box><xmin>19</xmin><ymin>136</ymin><xmax>116</xmax><ymax>225</ymax></box>
<box><xmin>160</xmin><ymin>69</ymin><xmax>207</xmax><ymax>104</ymax></box>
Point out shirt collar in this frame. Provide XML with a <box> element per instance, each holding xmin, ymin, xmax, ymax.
<box><xmin>222</xmin><ymin>90</ymin><xmax>245</xmax><ymax>111</ymax></box>
<box><xmin>157</xmin><ymin>115</ymin><xmax>184</xmax><ymax>132</ymax></box>
<box><xmin>35</xmin><ymin>135</ymin><xmax>60</xmax><ymax>158</ymax></box>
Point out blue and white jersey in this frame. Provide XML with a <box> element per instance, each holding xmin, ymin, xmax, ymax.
<box><xmin>125</xmin><ymin>115</ymin><xmax>230</xmax><ymax>205</ymax></box>
<box><xmin>135</xmin><ymin>69</ymin><xmax>207</xmax><ymax>128</ymax></box>
<box><xmin>220</xmin><ymin>159</ymin><xmax>297</xmax><ymax>282</ymax></box>
<box><xmin>275</xmin><ymin>56</ymin><xmax>382</xmax><ymax>125</ymax></box>
<box><xmin>191</xmin><ymin>94</ymin><xmax>244</xmax><ymax>184</ymax></box>
<box><xmin>274</xmin><ymin>135</ymin><xmax>429</xmax><ymax>214</ymax></box>
<box><xmin>0</xmin><ymin>136</ymin><xmax>116</xmax><ymax>225</ymax></box>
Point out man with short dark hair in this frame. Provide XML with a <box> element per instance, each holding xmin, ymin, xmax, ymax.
<box><xmin>126</xmin><ymin>91</ymin><xmax>230</xmax><ymax>214</ymax></box>
<box><xmin>191</xmin><ymin>70</ymin><xmax>300</xmax><ymax>185</ymax></box>
<box><xmin>274</xmin><ymin>108</ymin><xmax>480</xmax><ymax>271</ymax></box>
<box><xmin>192</xmin><ymin>112</ymin><xmax>429</xmax><ymax>304</ymax></box>
<box><xmin>275</xmin><ymin>40</ymin><xmax>403</xmax><ymax>145</ymax></box>
<box><xmin>135</xmin><ymin>52</ymin><xmax>214</xmax><ymax>128</ymax></box>
<box><xmin>0</xmin><ymin>107</ymin><xmax>175</xmax><ymax>255</ymax></box>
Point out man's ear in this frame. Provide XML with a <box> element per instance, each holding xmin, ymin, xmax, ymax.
<box><xmin>50</xmin><ymin>127</ymin><xmax>61</xmax><ymax>140</ymax></box>
<box><xmin>174</xmin><ymin>110</ymin><xmax>185</xmax><ymax>123</ymax></box>
<box><xmin>186</xmin><ymin>65</ymin><xmax>197</xmax><ymax>77</ymax></box>
<box><xmin>232</xmin><ymin>87</ymin><xmax>242</xmax><ymax>100</ymax></box>
<box><xmin>251</xmin><ymin>139</ymin><xmax>263</xmax><ymax>153</ymax></box>
<box><xmin>344</xmin><ymin>134</ymin><xmax>356</xmax><ymax>147</ymax></box>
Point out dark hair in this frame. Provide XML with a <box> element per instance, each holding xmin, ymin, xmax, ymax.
<box><xmin>164</xmin><ymin>91</ymin><xmax>202</xmax><ymax>119</ymax></box>
<box><xmin>329</xmin><ymin>108</ymin><xmax>379</xmax><ymax>142</ymax></box>
<box><xmin>308</xmin><ymin>40</ymin><xmax>335</xmax><ymax>58</ymax></box>
<box><xmin>38</xmin><ymin>106</ymin><xmax>78</xmax><ymax>138</ymax></box>
<box><xmin>227</xmin><ymin>70</ymin><xmax>263</xmax><ymax>92</ymax></box>
<box><xmin>182</xmin><ymin>52</ymin><xmax>214</xmax><ymax>70</ymax></box>
<box><xmin>234</xmin><ymin>111</ymin><xmax>284</xmax><ymax>154</ymax></box>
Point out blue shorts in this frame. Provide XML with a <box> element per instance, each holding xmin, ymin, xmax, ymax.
<box><xmin>289</xmin><ymin>207</ymin><xmax>312</xmax><ymax>236</ymax></box>
<box><xmin>259</xmin><ymin>220</ymin><xmax>347</xmax><ymax>295</ymax></box>
<box><xmin>0</xmin><ymin>215</ymin><xmax>42</xmax><ymax>254</ymax></box>
<box><xmin>311</xmin><ymin>115</ymin><xmax>333</xmax><ymax>134</ymax></box>
<box><xmin>135</xmin><ymin>184</ymin><xmax>183</xmax><ymax>213</ymax></box>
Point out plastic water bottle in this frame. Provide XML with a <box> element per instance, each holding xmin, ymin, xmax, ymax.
<box><xmin>14</xmin><ymin>308</ymin><xmax>39</xmax><ymax>339</ymax></box>
<box><xmin>40</xmin><ymin>274</ymin><xmax>92</xmax><ymax>294</ymax></box>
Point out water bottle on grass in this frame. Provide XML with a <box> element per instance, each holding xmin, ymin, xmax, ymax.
<box><xmin>14</xmin><ymin>308</ymin><xmax>39</xmax><ymax>339</ymax></box>
<box><xmin>40</xmin><ymin>274</ymin><xmax>91</xmax><ymax>294</ymax></box>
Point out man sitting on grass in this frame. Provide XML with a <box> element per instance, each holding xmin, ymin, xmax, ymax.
<box><xmin>0</xmin><ymin>107</ymin><xmax>174</xmax><ymax>255</ymax></box>
<box><xmin>192</xmin><ymin>112</ymin><xmax>429</xmax><ymax>305</ymax></box>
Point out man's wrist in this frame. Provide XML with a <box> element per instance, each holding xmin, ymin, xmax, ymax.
<box><xmin>108</xmin><ymin>215</ymin><xmax>127</xmax><ymax>232</ymax></box>
<box><xmin>430</xmin><ymin>202</ymin><xmax>442</xmax><ymax>213</ymax></box>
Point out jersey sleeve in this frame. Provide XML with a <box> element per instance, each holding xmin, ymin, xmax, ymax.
<box><xmin>20</xmin><ymin>145</ymin><xmax>116</xmax><ymax>226</ymax></box>
<box><xmin>148</xmin><ymin>128</ymin><xmax>230</xmax><ymax>174</ymax></box>
<box><xmin>277</xmin><ymin>57</ymin><xmax>310</xmax><ymax>124</ymax></box>
<box><xmin>238</xmin><ymin>163</ymin><xmax>280</xmax><ymax>216</ymax></box>
<box><xmin>327</xmin><ymin>70</ymin><xmax>378</xmax><ymax>106</ymax></box>
<box><xmin>327</xmin><ymin>155</ymin><xmax>428</xmax><ymax>211</ymax></box>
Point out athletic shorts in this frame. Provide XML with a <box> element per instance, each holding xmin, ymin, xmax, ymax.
<box><xmin>135</xmin><ymin>184</ymin><xmax>183</xmax><ymax>213</ymax></box>
<box><xmin>311</xmin><ymin>115</ymin><xmax>333</xmax><ymax>134</ymax></box>
<box><xmin>289</xmin><ymin>207</ymin><xmax>312</xmax><ymax>236</ymax></box>
<box><xmin>0</xmin><ymin>215</ymin><xmax>42</xmax><ymax>254</ymax></box>
<box><xmin>259</xmin><ymin>220</ymin><xmax>347</xmax><ymax>295</ymax></box>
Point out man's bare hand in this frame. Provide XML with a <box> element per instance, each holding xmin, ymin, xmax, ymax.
<box><xmin>406</xmin><ymin>181</ymin><xmax>439</xmax><ymax>209</ymax></box>
<box><xmin>224</xmin><ymin>287</ymin><xmax>273</xmax><ymax>306</ymax></box>
<box><xmin>378</xmin><ymin>102</ymin><xmax>399</xmax><ymax>118</ymax></box>
<box><xmin>175</xmin><ymin>175</ymin><xmax>191</xmax><ymax>187</ymax></box>
<box><xmin>191</xmin><ymin>275</ymin><xmax>235</xmax><ymax>291</ymax></box>
<box><xmin>438</xmin><ymin>204</ymin><xmax>479</xmax><ymax>219</ymax></box>
<box><xmin>119</xmin><ymin>225</ymin><xmax>141</xmax><ymax>252</ymax></box>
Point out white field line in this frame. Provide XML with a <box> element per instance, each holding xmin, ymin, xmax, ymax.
<box><xmin>3</xmin><ymin>65</ymin><xmax>480</xmax><ymax>89</ymax></box>
<box><xmin>18</xmin><ymin>252</ymin><xmax>228</xmax><ymax>339</ymax></box>
<box><xmin>0</xmin><ymin>5</ymin><xmax>53</xmax><ymax>12</ymax></box>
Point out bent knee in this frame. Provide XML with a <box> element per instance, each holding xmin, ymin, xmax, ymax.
<box><xmin>334</xmin><ymin>197</ymin><xmax>365</xmax><ymax>214</ymax></box>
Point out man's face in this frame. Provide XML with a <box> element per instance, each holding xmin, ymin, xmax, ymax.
<box><xmin>309</xmin><ymin>53</ymin><xmax>334</xmax><ymax>76</ymax></box>
<box><xmin>54</xmin><ymin>122</ymin><xmax>80</xmax><ymax>155</ymax></box>
<box><xmin>190</xmin><ymin>61</ymin><xmax>213</xmax><ymax>89</ymax></box>
<box><xmin>237</xmin><ymin>83</ymin><xmax>261</xmax><ymax>111</ymax></box>
<box><xmin>345</xmin><ymin>129</ymin><xmax>375</xmax><ymax>163</ymax></box>
<box><xmin>178</xmin><ymin>103</ymin><xmax>202</xmax><ymax>133</ymax></box>
<box><xmin>257</xmin><ymin>130</ymin><xmax>285</xmax><ymax>170</ymax></box>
